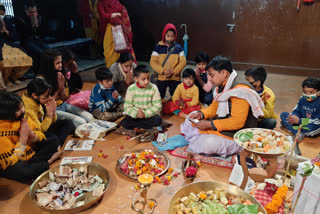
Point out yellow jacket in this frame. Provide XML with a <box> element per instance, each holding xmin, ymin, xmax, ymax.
<box><xmin>22</xmin><ymin>94</ymin><xmax>57</xmax><ymax>133</ymax></box>
<box><xmin>260</xmin><ymin>85</ymin><xmax>277</xmax><ymax>119</ymax></box>
<box><xmin>150</xmin><ymin>41</ymin><xmax>186</xmax><ymax>81</ymax></box>
<box><xmin>0</xmin><ymin>116</ymin><xmax>46</xmax><ymax>170</ymax></box>
<box><xmin>172</xmin><ymin>83</ymin><xmax>200</xmax><ymax>107</ymax></box>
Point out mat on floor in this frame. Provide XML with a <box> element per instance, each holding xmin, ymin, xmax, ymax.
<box><xmin>169</xmin><ymin>146</ymin><xmax>236</xmax><ymax>169</ymax></box>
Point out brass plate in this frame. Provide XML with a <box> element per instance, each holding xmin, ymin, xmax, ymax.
<box><xmin>168</xmin><ymin>181</ymin><xmax>267</xmax><ymax>214</ymax></box>
<box><xmin>29</xmin><ymin>162</ymin><xmax>110</xmax><ymax>214</ymax></box>
<box><xmin>234</xmin><ymin>128</ymin><xmax>292</xmax><ymax>157</ymax></box>
<box><xmin>117</xmin><ymin>149</ymin><xmax>170</xmax><ymax>180</ymax></box>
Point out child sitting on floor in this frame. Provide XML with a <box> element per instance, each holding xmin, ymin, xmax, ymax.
<box><xmin>119</xmin><ymin>65</ymin><xmax>162</xmax><ymax>129</ymax></box>
<box><xmin>163</xmin><ymin>68</ymin><xmax>201</xmax><ymax>117</ymax></box>
<box><xmin>194</xmin><ymin>52</ymin><xmax>213</xmax><ymax>105</ymax></box>
<box><xmin>22</xmin><ymin>78</ymin><xmax>74</xmax><ymax>146</ymax></box>
<box><xmin>38</xmin><ymin>49</ymin><xmax>94</xmax><ymax>127</ymax></box>
<box><xmin>245</xmin><ymin>67</ymin><xmax>277</xmax><ymax>129</ymax></box>
<box><xmin>0</xmin><ymin>91</ymin><xmax>63</xmax><ymax>182</ymax></box>
<box><xmin>281</xmin><ymin>77</ymin><xmax>320</xmax><ymax>154</ymax></box>
<box><xmin>89</xmin><ymin>67</ymin><xmax>124</xmax><ymax>122</ymax></box>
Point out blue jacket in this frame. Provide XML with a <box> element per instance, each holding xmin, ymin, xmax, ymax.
<box><xmin>291</xmin><ymin>96</ymin><xmax>320</xmax><ymax>134</ymax></box>
<box><xmin>89</xmin><ymin>83</ymin><xmax>123</xmax><ymax>113</ymax></box>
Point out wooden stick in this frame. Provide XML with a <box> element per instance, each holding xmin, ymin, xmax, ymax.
<box><xmin>297</xmin><ymin>0</ymin><xmax>301</xmax><ymax>12</ymax></box>
<box><xmin>283</xmin><ymin>124</ymin><xmax>302</xmax><ymax>183</ymax></box>
<box><xmin>291</xmin><ymin>177</ymin><xmax>306</xmax><ymax>213</ymax></box>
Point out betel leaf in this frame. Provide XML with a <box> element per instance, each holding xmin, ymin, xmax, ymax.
<box><xmin>293</xmin><ymin>126</ymin><xmax>300</xmax><ymax>130</ymax></box>
<box><xmin>246</xmin><ymin>131</ymin><xmax>254</xmax><ymax>139</ymax></box>
<box><xmin>227</xmin><ymin>204</ymin><xmax>258</xmax><ymax>214</ymax></box>
<box><xmin>301</xmin><ymin>118</ymin><xmax>310</xmax><ymax>126</ymax></box>
<box><xmin>302</xmin><ymin>127</ymin><xmax>310</xmax><ymax>130</ymax></box>
<box><xmin>300</xmin><ymin>163</ymin><xmax>314</xmax><ymax>177</ymax></box>
<box><xmin>239</xmin><ymin>132</ymin><xmax>253</xmax><ymax>142</ymax></box>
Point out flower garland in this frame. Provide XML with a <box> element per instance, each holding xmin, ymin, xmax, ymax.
<box><xmin>311</xmin><ymin>154</ymin><xmax>320</xmax><ymax>167</ymax></box>
<box><xmin>265</xmin><ymin>184</ymin><xmax>288</xmax><ymax>214</ymax></box>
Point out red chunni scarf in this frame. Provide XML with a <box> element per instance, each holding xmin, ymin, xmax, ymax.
<box><xmin>100</xmin><ymin>0</ymin><xmax>133</xmax><ymax>42</ymax></box>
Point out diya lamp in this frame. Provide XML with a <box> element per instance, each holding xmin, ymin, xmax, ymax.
<box><xmin>131</xmin><ymin>174</ymin><xmax>158</xmax><ymax>214</ymax></box>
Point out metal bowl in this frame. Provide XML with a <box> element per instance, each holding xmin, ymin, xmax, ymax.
<box><xmin>168</xmin><ymin>181</ymin><xmax>266</xmax><ymax>214</ymax></box>
<box><xmin>117</xmin><ymin>149</ymin><xmax>170</xmax><ymax>180</ymax></box>
<box><xmin>234</xmin><ymin>128</ymin><xmax>292</xmax><ymax>157</ymax></box>
<box><xmin>29</xmin><ymin>162</ymin><xmax>110</xmax><ymax>214</ymax></box>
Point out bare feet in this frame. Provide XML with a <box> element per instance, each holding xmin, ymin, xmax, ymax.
<box><xmin>48</xmin><ymin>146</ymin><xmax>64</xmax><ymax>165</ymax></box>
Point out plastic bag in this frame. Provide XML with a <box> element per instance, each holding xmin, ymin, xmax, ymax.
<box><xmin>111</xmin><ymin>25</ymin><xmax>130</xmax><ymax>53</ymax></box>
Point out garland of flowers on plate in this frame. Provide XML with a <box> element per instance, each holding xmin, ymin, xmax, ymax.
<box><xmin>264</xmin><ymin>184</ymin><xmax>288</xmax><ymax>214</ymax></box>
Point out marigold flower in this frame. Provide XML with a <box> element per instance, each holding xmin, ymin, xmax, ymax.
<box><xmin>148</xmin><ymin>201</ymin><xmax>155</xmax><ymax>208</ymax></box>
<box><xmin>199</xmin><ymin>193</ymin><xmax>207</xmax><ymax>200</ymax></box>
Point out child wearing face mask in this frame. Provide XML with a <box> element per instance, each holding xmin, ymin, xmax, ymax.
<box><xmin>280</xmin><ymin>77</ymin><xmax>320</xmax><ymax>154</ymax></box>
<box><xmin>194</xmin><ymin>52</ymin><xmax>213</xmax><ymax>105</ymax></box>
<box><xmin>150</xmin><ymin>23</ymin><xmax>187</xmax><ymax>99</ymax></box>
<box><xmin>245</xmin><ymin>67</ymin><xmax>277</xmax><ymax>129</ymax></box>
<box><xmin>163</xmin><ymin>68</ymin><xmax>201</xmax><ymax>117</ymax></box>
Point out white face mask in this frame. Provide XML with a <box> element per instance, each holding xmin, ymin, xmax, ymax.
<box><xmin>0</xmin><ymin>15</ymin><xmax>5</xmax><ymax>20</ymax></box>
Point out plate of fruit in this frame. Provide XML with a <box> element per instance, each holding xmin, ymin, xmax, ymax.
<box><xmin>234</xmin><ymin>128</ymin><xmax>292</xmax><ymax>156</ymax></box>
<box><xmin>117</xmin><ymin>149</ymin><xmax>170</xmax><ymax>180</ymax></box>
<box><xmin>168</xmin><ymin>181</ymin><xmax>266</xmax><ymax>214</ymax></box>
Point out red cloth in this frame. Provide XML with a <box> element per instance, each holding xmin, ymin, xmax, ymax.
<box><xmin>97</xmin><ymin>0</ymin><xmax>133</xmax><ymax>42</ymax></box>
<box><xmin>163</xmin><ymin>100</ymin><xmax>201</xmax><ymax>115</ymax></box>
<box><xmin>253</xmin><ymin>190</ymin><xmax>284</xmax><ymax>214</ymax></box>
<box><xmin>161</xmin><ymin>23</ymin><xmax>177</xmax><ymax>43</ymax></box>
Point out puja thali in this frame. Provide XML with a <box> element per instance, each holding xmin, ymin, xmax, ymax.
<box><xmin>117</xmin><ymin>149</ymin><xmax>170</xmax><ymax>180</ymax></box>
<box><xmin>234</xmin><ymin>128</ymin><xmax>292</xmax><ymax>157</ymax></box>
<box><xmin>168</xmin><ymin>181</ymin><xmax>266</xmax><ymax>214</ymax></box>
